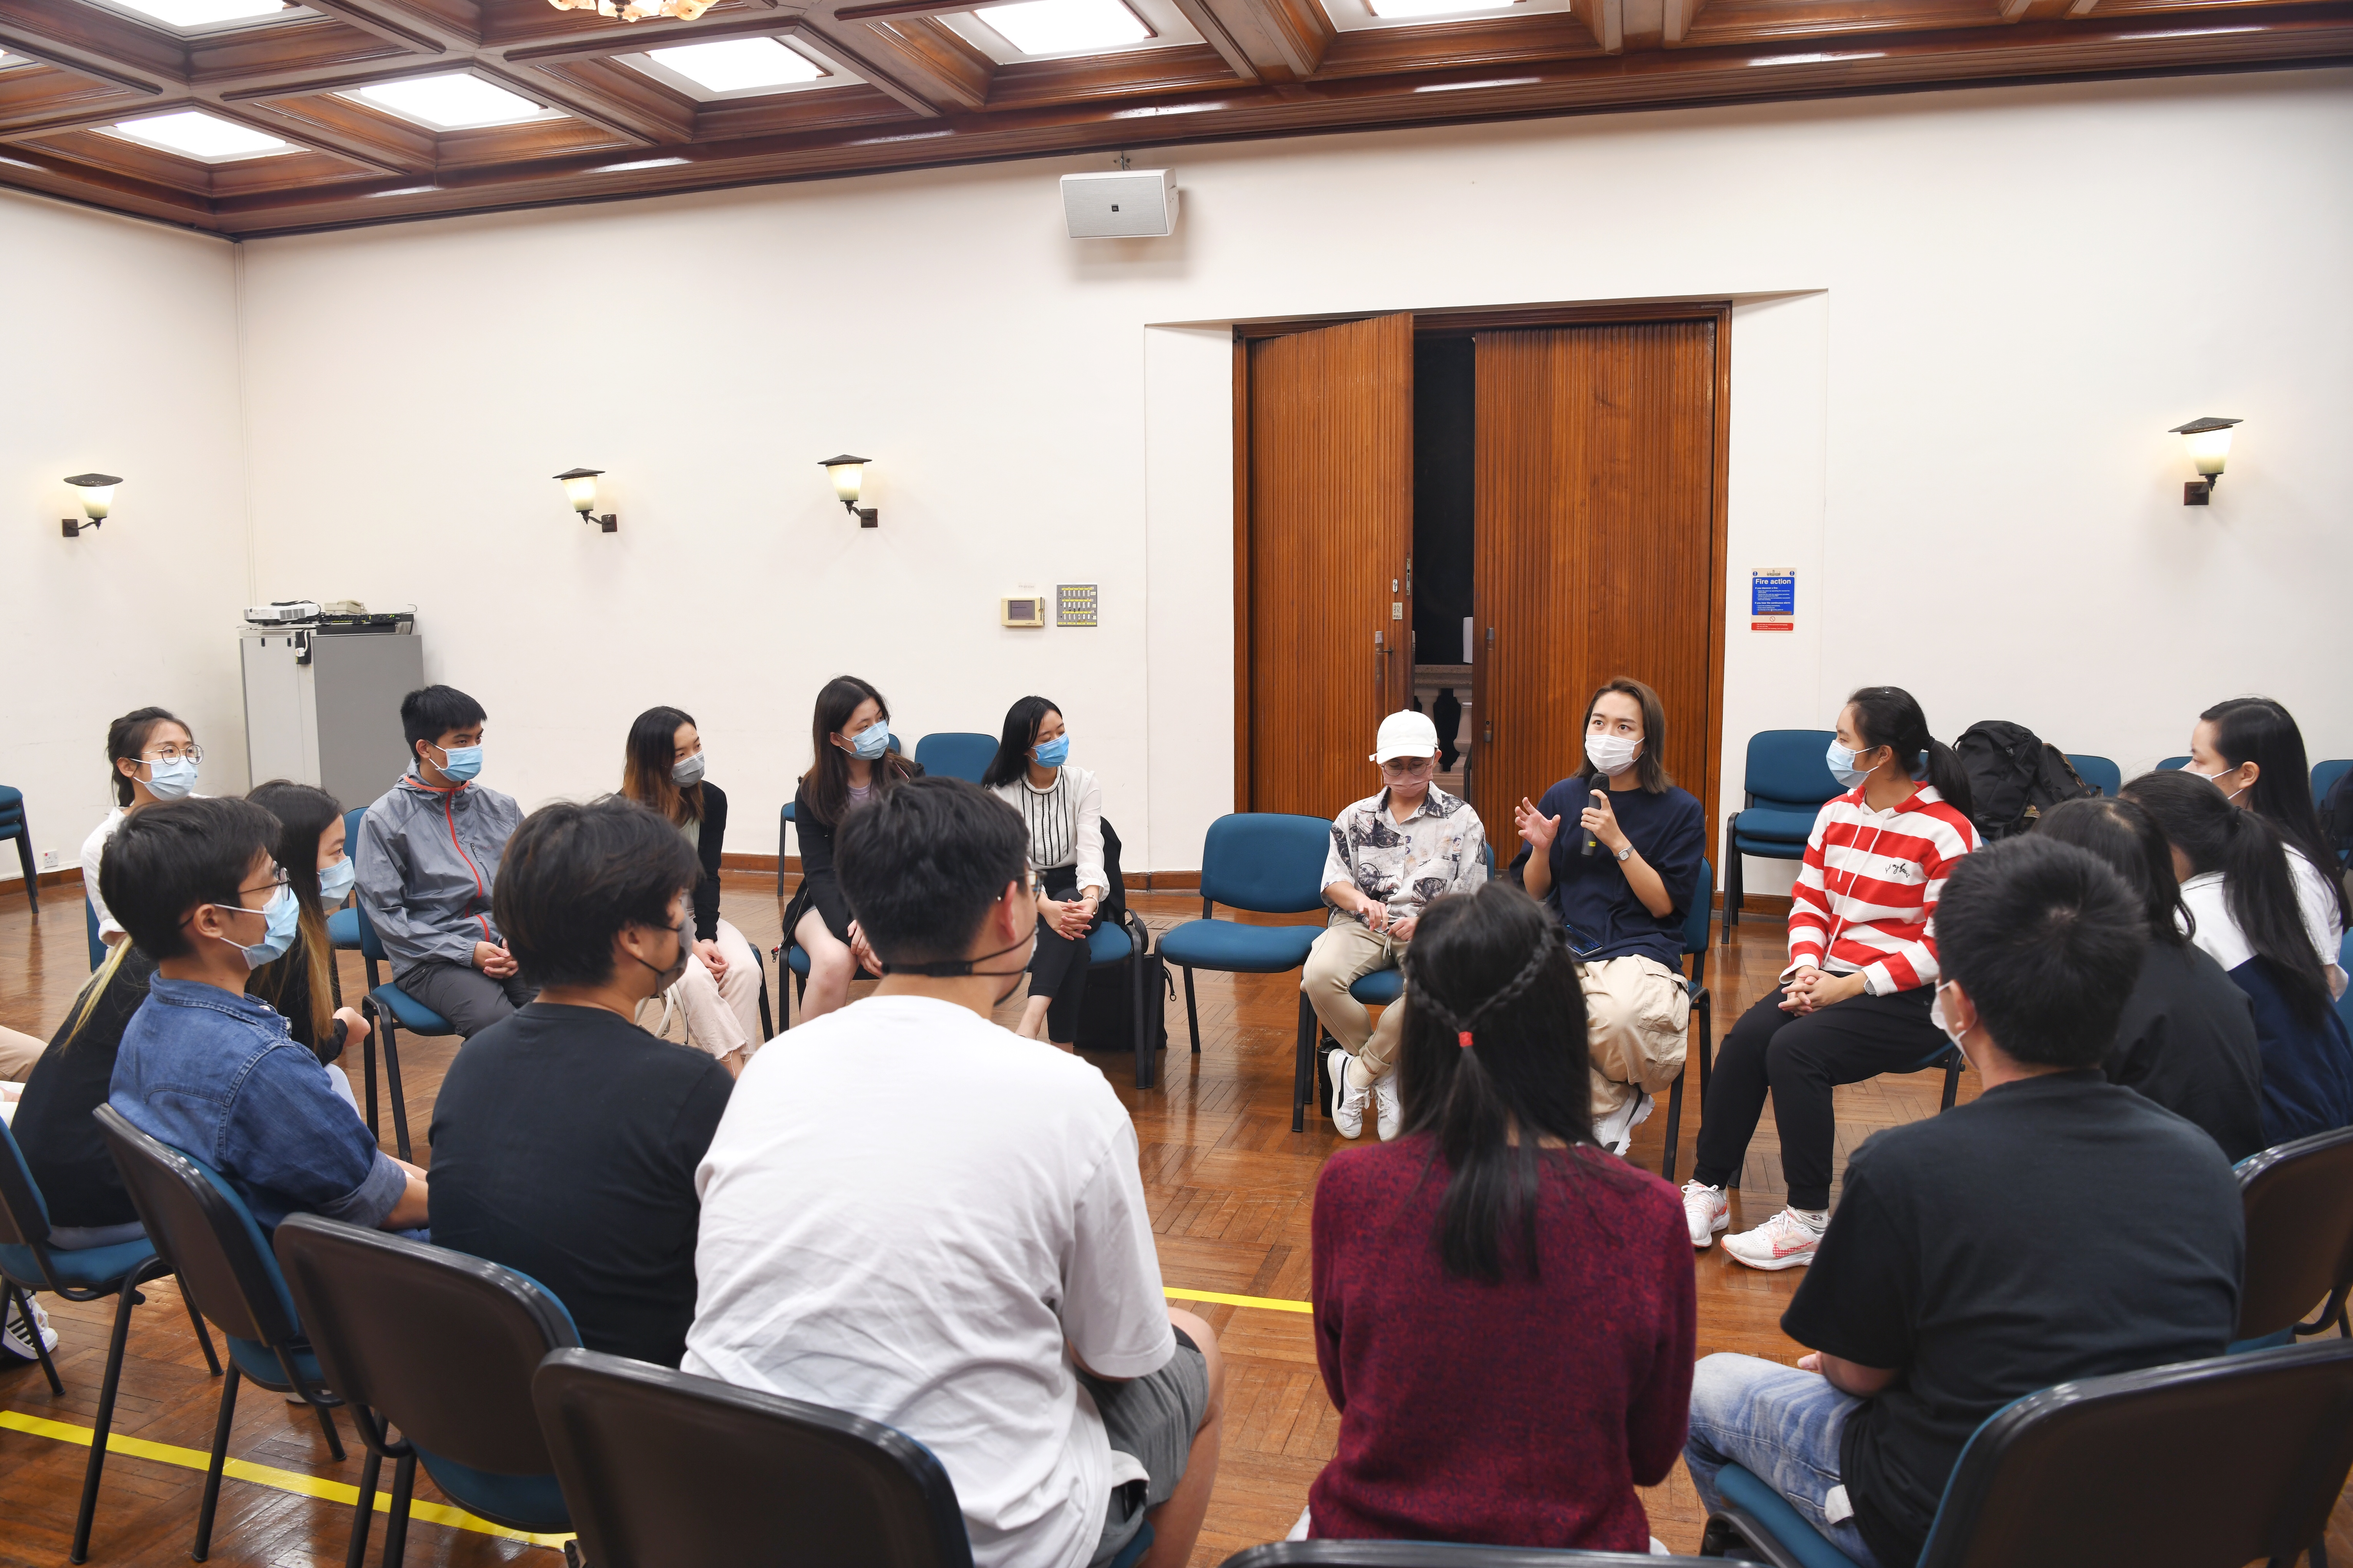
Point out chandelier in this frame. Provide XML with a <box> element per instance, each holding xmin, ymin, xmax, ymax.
<box><xmin>546</xmin><ymin>0</ymin><xmax>715</xmax><ymax>19</ymax></box>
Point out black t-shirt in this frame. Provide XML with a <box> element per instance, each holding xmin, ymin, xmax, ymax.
<box><xmin>1507</xmin><ymin>779</ymin><xmax>1704</xmax><ymax>969</ymax></box>
<box><xmin>14</xmin><ymin>947</ymin><xmax>157</xmax><ymax>1229</ymax></box>
<box><xmin>2106</xmin><ymin>940</ymin><xmax>2267</xmax><ymax>1163</ymax></box>
<box><xmin>1781</xmin><ymin>1070</ymin><xmax>2242</xmax><ymax>1568</ymax></box>
<box><xmin>426</xmin><ymin>1003</ymin><xmax>733</xmax><ymax>1368</ymax></box>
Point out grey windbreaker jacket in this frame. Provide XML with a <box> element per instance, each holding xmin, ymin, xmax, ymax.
<box><xmin>354</xmin><ymin>770</ymin><xmax>523</xmax><ymax>975</ymax></box>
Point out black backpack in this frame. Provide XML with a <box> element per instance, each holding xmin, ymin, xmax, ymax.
<box><xmin>1953</xmin><ymin>720</ymin><xmax>2096</xmax><ymax>842</ymax></box>
<box><xmin>2325</xmin><ymin>769</ymin><xmax>2353</xmax><ymax>864</ymax></box>
<box><xmin>1074</xmin><ymin>818</ymin><xmax>1171</xmax><ymax>1061</ymax></box>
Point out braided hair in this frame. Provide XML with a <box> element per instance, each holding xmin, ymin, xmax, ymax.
<box><xmin>1397</xmin><ymin>881</ymin><xmax>1632</xmax><ymax>1283</ymax></box>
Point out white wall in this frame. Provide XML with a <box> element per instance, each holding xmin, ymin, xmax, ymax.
<box><xmin>191</xmin><ymin>66</ymin><xmax>2353</xmax><ymax>874</ymax></box>
<box><xmin>0</xmin><ymin>194</ymin><xmax>250</xmax><ymax>893</ymax></box>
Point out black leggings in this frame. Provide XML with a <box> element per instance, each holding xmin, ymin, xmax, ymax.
<box><xmin>1691</xmin><ymin>983</ymin><xmax>1945</xmax><ymax>1212</ymax></box>
<box><xmin>1029</xmin><ymin>864</ymin><xmax>1102</xmax><ymax>1044</ymax></box>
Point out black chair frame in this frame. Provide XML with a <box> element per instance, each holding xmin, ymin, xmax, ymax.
<box><xmin>1221</xmin><ymin>1545</ymin><xmax>1698</xmax><ymax>1566</ymax></box>
<box><xmin>2237</xmin><ymin>1124</ymin><xmax>2353</xmax><ymax>1344</ymax></box>
<box><xmin>351</xmin><ymin>921</ymin><xmax>413</xmax><ymax>1162</ymax></box>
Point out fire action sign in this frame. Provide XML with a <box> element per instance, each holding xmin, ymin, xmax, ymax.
<box><xmin>1750</xmin><ymin>569</ymin><xmax>1795</xmax><ymax>632</ymax></box>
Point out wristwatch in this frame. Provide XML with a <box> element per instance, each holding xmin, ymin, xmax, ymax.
<box><xmin>1615</xmin><ymin>845</ymin><xmax>1634</xmax><ymax>862</ymax></box>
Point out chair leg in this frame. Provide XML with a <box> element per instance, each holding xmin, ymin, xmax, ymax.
<box><xmin>1291</xmin><ymin>992</ymin><xmax>1315</xmax><ymax>1134</ymax></box>
<box><xmin>14</xmin><ymin>832</ymin><xmax>39</xmax><ymax>913</ymax></box>
<box><xmin>1661</xmin><ymin>1069</ymin><xmax>1684</xmax><ymax>1184</ymax></box>
<box><xmin>69</xmin><ymin>1276</ymin><xmax>143</xmax><ymax>1562</ymax></box>
<box><xmin>360</xmin><ymin>1000</ymin><xmax>379</xmax><ymax>1142</ymax></box>
<box><xmin>1131</xmin><ymin>922</ymin><xmax>1150</xmax><ymax>1091</ymax></box>
<box><xmin>194</xmin><ymin>1362</ymin><xmax>241</xmax><ymax>1561</ymax></box>
<box><xmin>1181</xmin><ymin>968</ymin><xmax>1201</xmax><ymax>1055</ymax></box>
<box><xmin>183</xmin><ymin>1281</ymin><xmax>222</xmax><ymax>1375</ymax></box>
<box><xmin>309</xmin><ymin>1396</ymin><xmax>345</xmax><ymax>1461</ymax></box>
<box><xmin>1722</xmin><ymin>840</ymin><xmax>1743</xmax><ymax>946</ymax></box>
<box><xmin>381</xmin><ymin>1020</ymin><xmax>411</xmax><ymax>1162</ymax></box>
<box><xmin>383</xmin><ymin>1450</ymin><xmax>417</xmax><ymax>1568</ymax></box>
<box><xmin>757</xmin><ymin>970</ymin><xmax>774</xmax><ymax>1042</ymax></box>
<box><xmin>345</xmin><ymin>1446</ymin><xmax>380</xmax><ymax>1568</ymax></box>
<box><xmin>6</xmin><ymin>1281</ymin><xmax>65</xmax><ymax>1396</ymax></box>
<box><xmin>1941</xmin><ymin>1052</ymin><xmax>1962</xmax><ymax>1111</ymax></box>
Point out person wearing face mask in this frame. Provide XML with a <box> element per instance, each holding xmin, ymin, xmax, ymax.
<box><xmin>1685</xmin><ymin>837</ymin><xmax>2241</xmax><ymax>1568</ymax></box>
<box><xmin>1307</xmin><ymin>710</ymin><xmax>1490</xmax><ymax>1143</ymax></box>
<box><xmin>2184</xmin><ymin>695</ymin><xmax>2348</xmax><ymax>999</ymax></box>
<box><xmin>689</xmin><ymin>778</ymin><xmax>1226</xmax><ymax>1568</ymax></box>
<box><xmin>982</xmin><ymin>696</ymin><xmax>1109</xmax><ymax>1049</ymax></box>
<box><xmin>82</xmin><ymin>706</ymin><xmax>206</xmax><ymax>950</ymax></box>
<box><xmin>426</xmin><ymin>798</ymin><xmax>732</xmax><ymax>1369</ymax></box>
<box><xmin>1509</xmin><ymin>678</ymin><xmax>1706</xmax><ymax>1156</ymax></box>
<box><xmin>782</xmin><ymin>675</ymin><xmax>926</xmax><ymax>1022</ymax></box>
<box><xmin>355</xmin><ymin>684</ymin><xmax>533</xmax><ymax>1039</ymax></box>
<box><xmin>619</xmin><ymin>706</ymin><xmax>764</xmax><ymax>1075</ymax></box>
<box><xmin>1683</xmin><ymin>686</ymin><xmax>1981</xmax><ymax>1272</ymax></box>
<box><xmin>104</xmin><ymin>797</ymin><xmax>429</xmax><ymax>1237</ymax></box>
<box><xmin>244</xmin><ymin>781</ymin><xmax>372</xmax><ymax>1075</ymax></box>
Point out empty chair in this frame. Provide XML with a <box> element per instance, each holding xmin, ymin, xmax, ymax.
<box><xmin>2235</xmin><ymin>1124</ymin><xmax>2353</xmax><ymax>1345</ymax></box>
<box><xmin>0</xmin><ymin>784</ymin><xmax>35</xmax><ymax>913</ymax></box>
<box><xmin>1156</xmin><ymin>814</ymin><xmax>1339</xmax><ymax>1132</ymax></box>
<box><xmin>1720</xmin><ymin>731</ymin><xmax>1840</xmax><ymax>944</ymax></box>
<box><xmin>2315</xmin><ymin>759</ymin><xmax>2351</xmax><ymax>807</ymax></box>
<box><xmin>0</xmin><ymin>1115</ymin><xmax>219</xmax><ymax>1563</ymax></box>
<box><xmin>2066</xmin><ymin>754</ymin><xmax>2122</xmax><ymax>799</ymax></box>
<box><xmin>2157</xmin><ymin>754</ymin><xmax>2191</xmax><ymax>771</ymax></box>
<box><xmin>84</xmin><ymin>897</ymin><xmax>105</xmax><ymax>971</ymax></box>
<box><xmin>1224</xmin><ymin>1547</ymin><xmax>1706</xmax><ymax>1566</ymax></box>
<box><xmin>534</xmin><ymin>1347</ymin><xmax>979</xmax><ymax>1568</ymax></box>
<box><xmin>350</xmin><ymin>900</ymin><xmax>434</xmax><ymax>1159</ymax></box>
<box><xmin>913</xmin><ymin>731</ymin><xmax>1000</xmax><ymax>784</ymax></box>
<box><xmin>274</xmin><ymin>1215</ymin><xmax>576</xmax><ymax>1568</ymax></box>
<box><xmin>91</xmin><ymin>1105</ymin><xmax>348</xmax><ymax>1564</ymax></box>
<box><xmin>1698</xmin><ymin>1339</ymin><xmax>2353</xmax><ymax>1568</ymax></box>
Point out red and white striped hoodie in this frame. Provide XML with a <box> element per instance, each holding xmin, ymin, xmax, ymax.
<box><xmin>1784</xmin><ymin>784</ymin><xmax>1981</xmax><ymax>995</ymax></box>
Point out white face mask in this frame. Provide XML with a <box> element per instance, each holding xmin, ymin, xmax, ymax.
<box><xmin>2184</xmin><ymin>764</ymin><xmax>2247</xmax><ymax>804</ymax></box>
<box><xmin>1928</xmin><ymin>981</ymin><xmax>1970</xmax><ymax>1067</ymax></box>
<box><xmin>1585</xmin><ymin>732</ymin><xmax>1640</xmax><ymax>777</ymax></box>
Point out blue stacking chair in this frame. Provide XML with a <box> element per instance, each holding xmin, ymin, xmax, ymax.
<box><xmin>1156</xmin><ymin>814</ymin><xmax>1335</xmax><ymax>1132</ymax></box>
<box><xmin>913</xmin><ymin>732</ymin><xmax>1000</xmax><ymax>784</ymax></box>
<box><xmin>275</xmin><ymin>1216</ymin><xmax>577</xmax><ymax>1568</ymax></box>
<box><xmin>2315</xmin><ymin>759</ymin><xmax>2350</xmax><ymax>865</ymax></box>
<box><xmin>0</xmin><ymin>784</ymin><xmax>35</xmax><ymax>913</ymax></box>
<box><xmin>351</xmin><ymin>902</ymin><xmax>441</xmax><ymax>1160</ymax></box>
<box><xmin>85</xmin><ymin>897</ymin><xmax>106</xmax><ymax>971</ymax></box>
<box><xmin>778</xmin><ymin>800</ymin><xmax>795</xmax><ymax>897</ymax></box>
<box><xmin>1721</xmin><ymin>731</ymin><xmax>1840</xmax><ymax>945</ymax></box>
<box><xmin>1227</xmin><ymin>1547</ymin><xmax>1707</xmax><ymax>1566</ymax></box>
<box><xmin>1698</xmin><ymin>1339</ymin><xmax>2353</xmax><ymax>1568</ymax></box>
<box><xmin>325</xmin><ymin>806</ymin><xmax>367</xmax><ymax>1006</ymax></box>
<box><xmin>92</xmin><ymin>1106</ymin><xmax>352</xmax><ymax>1563</ymax></box>
<box><xmin>2339</xmin><ymin>931</ymin><xmax>2353</xmax><ymax>1038</ymax></box>
<box><xmin>0</xmin><ymin>1116</ymin><xmax>221</xmax><ymax>1563</ymax></box>
<box><xmin>2158</xmin><ymin>754</ymin><xmax>2191</xmax><ymax>772</ymax></box>
<box><xmin>2066</xmin><ymin>754</ymin><xmax>2122</xmax><ymax>799</ymax></box>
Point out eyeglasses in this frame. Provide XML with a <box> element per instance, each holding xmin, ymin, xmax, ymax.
<box><xmin>235</xmin><ymin>867</ymin><xmax>290</xmax><ymax>898</ymax></box>
<box><xmin>1379</xmin><ymin>757</ymin><xmax>1436</xmax><ymax>777</ymax></box>
<box><xmin>142</xmin><ymin>744</ymin><xmax>203</xmax><ymax>763</ymax></box>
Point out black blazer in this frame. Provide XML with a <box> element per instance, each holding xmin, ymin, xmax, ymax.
<box><xmin>689</xmin><ymin>781</ymin><xmax>729</xmax><ymax>943</ymax></box>
<box><xmin>788</xmin><ymin>762</ymin><xmax>927</xmax><ymax>942</ymax></box>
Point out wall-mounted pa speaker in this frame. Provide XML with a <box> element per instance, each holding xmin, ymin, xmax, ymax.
<box><xmin>1061</xmin><ymin>169</ymin><xmax>1178</xmax><ymax>238</ymax></box>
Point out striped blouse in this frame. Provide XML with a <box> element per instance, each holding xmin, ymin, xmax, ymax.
<box><xmin>989</xmin><ymin>765</ymin><xmax>1108</xmax><ymax>896</ymax></box>
<box><xmin>1784</xmin><ymin>783</ymin><xmax>1981</xmax><ymax>995</ymax></box>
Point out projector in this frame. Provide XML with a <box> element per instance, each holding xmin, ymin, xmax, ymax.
<box><xmin>1062</xmin><ymin>169</ymin><xmax>1178</xmax><ymax>239</ymax></box>
<box><xmin>245</xmin><ymin>601</ymin><xmax>321</xmax><ymax>625</ymax></box>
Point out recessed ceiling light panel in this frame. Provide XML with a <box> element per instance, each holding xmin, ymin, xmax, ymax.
<box><xmin>1319</xmin><ymin>0</ymin><xmax>1558</xmax><ymax>31</ymax></box>
<box><xmin>1366</xmin><ymin>0</ymin><xmax>1516</xmax><ymax>15</ymax></box>
<box><xmin>86</xmin><ymin>0</ymin><xmax>296</xmax><ymax>28</ymax></box>
<box><xmin>101</xmin><ymin>109</ymin><xmax>295</xmax><ymax>162</ymax></box>
<box><xmin>348</xmin><ymin>73</ymin><xmax>554</xmax><ymax>131</ymax></box>
<box><xmin>974</xmin><ymin>0</ymin><xmax>1151</xmax><ymax>56</ymax></box>
<box><xmin>651</xmin><ymin>38</ymin><xmax>821</xmax><ymax>91</ymax></box>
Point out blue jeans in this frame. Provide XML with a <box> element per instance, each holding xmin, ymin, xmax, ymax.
<box><xmin>1683</xmin><ymin>1353</ymin><xmax>1883</xmax><ymax>1567</ymax></box>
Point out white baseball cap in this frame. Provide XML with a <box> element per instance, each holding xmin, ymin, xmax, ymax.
<box><xmin>1370</xmin><ymin>709</ymin><xmax>1441</xmax><ymax>764</ymax></box>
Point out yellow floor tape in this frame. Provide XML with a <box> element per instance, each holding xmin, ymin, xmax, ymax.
<box><xmin>0</xmin><ymin>1409</ymin><xmax>572</xmax><ymax>1550</ymax></box>
<box><xmin>1163</xmin><ymin>1286</ymin><xmax>1313</xmax><ymax>1315</ymax></box>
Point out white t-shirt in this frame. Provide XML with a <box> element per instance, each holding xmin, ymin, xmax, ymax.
<box><xmin>2289</xmin><ymin>847</ymin><xmax>2348</xmax><ymax>998</ymax></box>
<box><xmin>2184</xmin><ymin>861</ymin><xmax>2348</xmax><ymax>997</ymax></box>
<box><xmin>684</xmin><ymin>995</ymin><xmax>1173</xmax><ymax>1568</ymax></box>
<box><xmin>82</xmin><ymin>807</ymin><xmax>127</xmax><ymax>938</ymax></box>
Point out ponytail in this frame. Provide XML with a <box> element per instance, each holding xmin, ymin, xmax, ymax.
<box><xmin>1921</xmin><ymin>738</ymin><xmax>1975</xmax><ymax>820</ymax></box>
<box><xmin>61</xmin><ymin>940</ymin><xmax>141</xmax><ymax>1052</ymax></box>
<box><xmin>1847</xmin><ymin>686</ymin><xmax>1974</xmax><ymax>819</ymax></box>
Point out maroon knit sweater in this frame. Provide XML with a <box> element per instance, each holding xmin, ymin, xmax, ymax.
<box><xmin>1306</xmin><ymin>1134</ymin><xmax>1696</xmax><ymax>1551</ymax></box>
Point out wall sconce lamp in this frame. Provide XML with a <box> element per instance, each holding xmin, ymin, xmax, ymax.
<box><xmin>2170</xmin><ymin>417</ymin><xmax>2241</xmax><ymax>506</ymax></box>
<box><xmin>61</xmin><ymin>473</ymin><xmax>121</xmax><ymax>538</ymax></box>
<box><xmin>554</xmin><ymin>467</ymin><xmax>617</xmax><ymax>532</ymax></box>
<box><xmin>821</xmin><ymin>454</ymin><xmax>878</xmax><ymax>528</ymax></box>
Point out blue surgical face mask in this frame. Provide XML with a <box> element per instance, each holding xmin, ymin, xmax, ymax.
<box><xmin>144</xmin><ymin>756</ymin><xmax>199</xmax><ymax>800</ymax></box>
<box><xmin>847</xmin><ymin>722</ymin><xmax>891</xmax><ymax>762</ymax></box>
<box><xmin>1033</xmin><ymin>733</ymin><xmax>1070</xmax><ymax>769</ymax></box>
<box><xmin>435</xmin><ymin>744</ymin><xmax>484</xmax><ymax>784</ymax></box>
<box><xmin>317</xmin><ymin>855</ymin><xmax>357</xmax><ymax>904</ymax></box>
<box><xmin>226</xmin><ymin>885</ymin><xmax>301</xmax><ymax>970</ymax></box>
<box><xmin>1826</xmin><ymin>740</ymin><xmax>1875</xmax><ymax>791</ymax></box>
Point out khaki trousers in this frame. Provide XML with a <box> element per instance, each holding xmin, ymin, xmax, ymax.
<box><xmin>0</xmin><ymin>1023</ymin><xmax>43</xmax><ymax>1082</ymax></box>
<box><xmin>1303</xmin><ymin>918</ymin><xmax>1409</xmax><ymax>1085</ymax></box>
<box><xmin>1578</xmin><ymin>955</ymin><xmax>1690</xmax><ymax>1121</ymax></box>
<box><xmin>636</xmin><ymin>918</ymin><xmax>767</xmax><ymax>1062</ymax></box>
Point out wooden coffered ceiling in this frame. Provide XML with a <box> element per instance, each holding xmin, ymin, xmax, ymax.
<box><xmin>0</xmin><ymin>0</ymin><xmax>2346</xmax><ymax>236</ymax></box>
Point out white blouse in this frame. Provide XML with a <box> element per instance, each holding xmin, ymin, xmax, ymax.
<box><xmin>990</xmin><ymin>766</ymin><xmax>1106</xmax><ymax>896</ymax></box>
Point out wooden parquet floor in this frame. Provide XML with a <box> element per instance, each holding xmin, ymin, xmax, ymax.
<box><xmin>2</xmin><ymin>875</ymin><xmax>2346</xmax><ymax>1566</ymax></box>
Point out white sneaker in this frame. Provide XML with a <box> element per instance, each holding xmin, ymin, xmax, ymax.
<box><xmin>1329</xmin><ymin>1048</ymin><xmax>1367</xmax><ymax>1139</ymax></box>
<box><xmin>1</xmin><ymin>1294</ymin><xmax>56</xmax><ymax>1364</ymax></box>
<box><xmin>1372</xmin><ymin>1076</ymin><xmax>1402</xmax><ymax>1141</ymax></box>
<box><xmin>1722</xmin><ymin>1207</ymin><xmax>1827</xmax><ymax>1271</ymax></box>
<box><xmin>1596</xmin><ymin>1089</ymin><xmax>1655</xmax><ymax>1157</ymax></box>
<box><xmin>1682</xmin><ymin>1181</ymin><xmax>1729</xmax><ymax>1249</ymax></box>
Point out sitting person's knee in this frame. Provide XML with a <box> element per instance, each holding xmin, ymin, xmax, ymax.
<box><xmin>1168</xmin><ymin>1307</ymin><xmax>1225</xmax><ymax>1413</ymax></box>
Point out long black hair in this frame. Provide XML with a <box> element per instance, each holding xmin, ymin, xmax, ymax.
<box><xmin>1397</xmin><ymin>882</ymin><xmax>1636</xmax><ymax>1284</ymax></box>
<box><xmin>246</xmin><ymin>779</ymin><xmax>342</xmax><ymax>1047</ymax></box>
<box><xmin>2122</xmin><ymin>769</ymin><xmax>2332</xmax><ymax>1025</ymax></box>
<box><xmin>622</xmin><ymin>705</ymin><xmax>702</xmax><ymax>826</ymax></box>
<box><xmin>2034</xmin><ymin>796</ymin><xmax>2191</xmax><ymax>950</ymax></box>
<box><xmin>2201</xmin><ymin>697</ymin><xmax>2351</xmax><ymax>927</ymax></box>
<box><xmin>982</xmin><ymin>696</ymin><xmax>1061</xmax><ymax>789</ymax></box>
<box><xmin>802</xmin><ymin>675</ymin><xmax>914</xmax><ymax>827</ymax></box>
<box><xmin>105</xmin><ymin>706</ymin><xmax>188</xmax><ymax>809</ymax></box>
<box><xmin>1845</xmin><ymin>686</ymin><xmax>1973</xmax><ymax>819</ymax></box>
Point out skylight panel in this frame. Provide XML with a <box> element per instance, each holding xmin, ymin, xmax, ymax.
<box><xmin>350</xmin><ymin>74</ymin><xmax>551</xmax><ymax>131</ymax></box>
<box><xmin>973</xmin><ymin>0</ymin><xmax>1151</xmax><ymax>57</ymax></box>
<box><xmin>646</xmin><ymin>37</ymin><xmax>825</xmax><ymax>93</ymax></box>
<box><xmin>103</xmin><ymin>110</ymin><xmax>294</xmax><ymax>162</ymax></box>
<box><xmin>1364</xmin><ymin>0</ymin><xmax>1517</xmax><ymax>15</ymax></box>
<box><xmin>94</xmin><ymin>0</ymin><xmax>292</xmax><ymax>25</ymax></box>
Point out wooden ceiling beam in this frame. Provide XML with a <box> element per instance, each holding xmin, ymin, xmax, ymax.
<box><xmin>1196</xmin><ymin>0</ymin><xmax>1333</xmax><ymax>78</ymax></box>
<box><xmin>207</xmin><ymin>94</ymin><xmax>429</xmax><ymax>171</ymax></box>
<box><xmin>855</xmin><ymin>17</ymin><xmax>995</xmax><ymax>110</ymax></box>
<box><xmin>472</xmin><ymin>55</ymin><xmax>670</xmax><ymax>141</ymax></box>
<box><xmin>789</xmin><ymin>19</ymin><xmax>952</xmax><ymax>113</ymax></box>
<box><xmin>0</xmin><ymin>7</ymin><xmax>184</xmax><ymax>91</ymax></box>
<box><xmin>297</xmin><ymin>0</ymin><xmax>477</xmax><ymax>52</ymax></box>
<box><xmin>1165</xmin><ymin>0</ymin><xmax>1263</xmax><ymax>79</ymax></box>
<box><xmin>501</xmin><ymin>11</ymin><xmax>819</xmax><ymax>62</ymax></box>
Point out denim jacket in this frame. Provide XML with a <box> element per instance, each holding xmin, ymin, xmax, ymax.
<box><xmin>110</xmin><ymin>976</ymin><xmax>406</xmax><ymax>1232</ymax></box>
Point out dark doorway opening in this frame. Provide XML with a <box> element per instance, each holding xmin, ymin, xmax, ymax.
<box><xmin>1413</xmin><ymin>336</ymin><xmax>1475</xmax><ymax>776</ymax></box>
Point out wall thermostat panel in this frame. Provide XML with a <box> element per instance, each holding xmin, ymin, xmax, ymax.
<box><xmin>1002</xmin><ymin>595</ymin><xmax>1046</xmax><ymax>628</ymax></box>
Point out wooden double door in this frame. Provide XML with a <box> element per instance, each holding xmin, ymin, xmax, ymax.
<box><xmin>1236</xmin><ymin>308</ymin><xmax>1729</xmax><ymax>844</ymax></box>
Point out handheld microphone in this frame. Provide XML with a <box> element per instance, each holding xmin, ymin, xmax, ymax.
<box><xmin>1582</xmin><ymin>789</ymin><xmax>1602</xmax><ymax>857</ymax></box>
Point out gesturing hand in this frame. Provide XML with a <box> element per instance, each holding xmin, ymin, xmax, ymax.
<box><xmin>1514</xmin><ymin>797</ymin><xmax>1561</xmax><ymax>853</ymax></box>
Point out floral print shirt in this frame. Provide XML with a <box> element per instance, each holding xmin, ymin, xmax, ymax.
<box><xmin>1321</xmin><ymin>785</ymin><xmax>1488</xmax><ymax>921</ymax></box>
